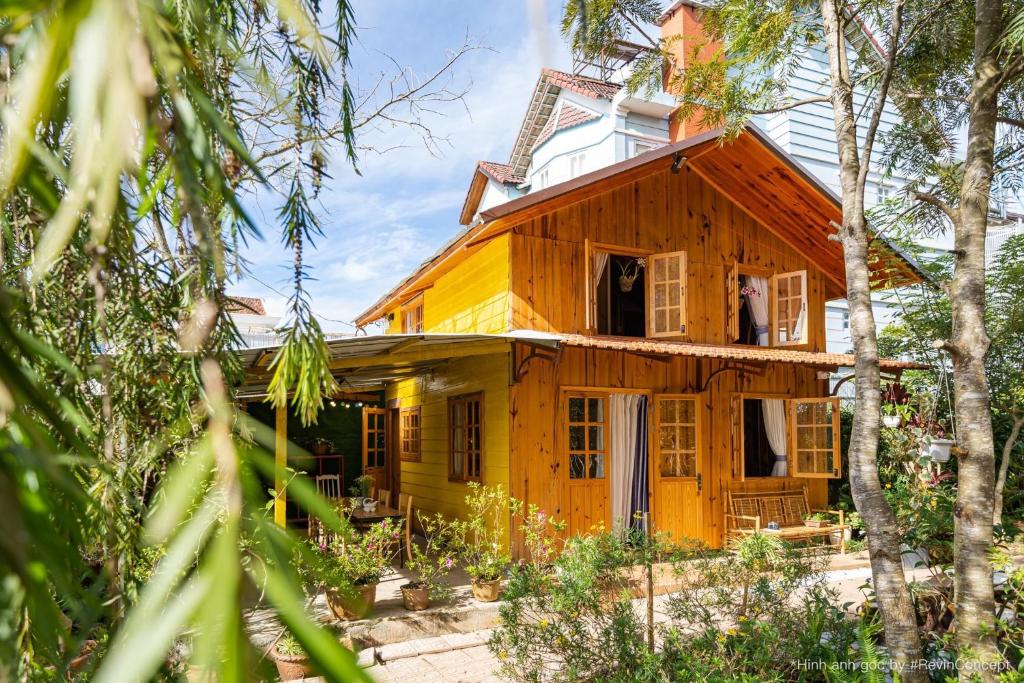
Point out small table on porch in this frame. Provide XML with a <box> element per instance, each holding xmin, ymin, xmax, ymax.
<box><xmin>338</xmin><ymin>499</ymin><xmax>409</xmax><ymax>566</ymax></box>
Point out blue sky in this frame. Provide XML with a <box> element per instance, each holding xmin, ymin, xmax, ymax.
<box><xmin>234</xmin><ymin>0</ymin><xmax>573</xmax><ymax>332</ymax></box>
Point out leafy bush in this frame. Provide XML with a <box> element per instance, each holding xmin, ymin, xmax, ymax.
<box><xmin>451</xmin><ymin>483</ymin><xmax>514</xmax><ymax>582</ymax></box>
<box><xmin>491</xmin><ymin>532</ymin><xmax>861</xmax><ymax>682</ymax></box>
<box><xmin>404</xmin><ymin>511</ymin><xmax>460</xmax><ymax>601</ymax></box>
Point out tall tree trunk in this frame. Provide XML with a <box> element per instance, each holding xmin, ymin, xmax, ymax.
<box><xmin>949</xmin><ymin>0</ymin><xmax>1002</xmax><ymax>673</ymax></box>
<box><xmin>819</xmin><ymin>0</ymin><xmax>925</xmax><ymax>678</ymax></box>
<box><xmin>994</xmin><ymin>412</ymin><xmax>1023</xmax><ymax>527</ymax></box>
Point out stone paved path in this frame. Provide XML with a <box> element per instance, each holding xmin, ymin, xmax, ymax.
<box><xmin>364</xmin><ymin>644</ymin><xmax>501</xmax><ymax>683</ymax></box>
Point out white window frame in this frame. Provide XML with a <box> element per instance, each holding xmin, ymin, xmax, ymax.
<box><xmin>569</xmin><ymin>152</ymin><xmax>586</xmax><ymax>179</ymax></box>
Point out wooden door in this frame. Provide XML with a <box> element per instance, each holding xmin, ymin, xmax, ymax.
<box><xmin>652</xmin><ymin>395</ymin><xmax>704</xmax><ymax>545</ymax></box>
<box><xmin>362</xmin><ymin>407</ymin><xmax>388</xmax><ymax>493</ymax></box>
<box><xmin>387</xmin><ymin>407</ymin><xmax>401</xmax><ymax>497</ymax></box>
<box><xmin>563</xmin><ymin>393</ymin><xmax>610</xmax><ymax>535</ymax></box>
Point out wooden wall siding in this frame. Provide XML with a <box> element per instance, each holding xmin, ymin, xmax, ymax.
<box><xmin>508</xmin><ymin>166</ymin><xmax>835</xmax><ymax>351</ymax></box>
<box><xmin>387</xmin><ymin>234</ymin><xmax>511</xmax><ymax>334</ymax></box>
<box><xmin>387</xmin><ymin>352</ymin><xmax>512</xmax><ymax>544</ymax></box>
<box><xmin>508</xmin><ymin>345</ymin><xmax>829</xmax><ymax>557</ymax></box>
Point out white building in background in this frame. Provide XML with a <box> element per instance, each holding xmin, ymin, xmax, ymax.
<box><xmin>455</xmin><ymin>0</ymin><xmax>1021</xmax><ymax>391</ymax></box>
<box><xmin>225</xmin><ymin>297</ymin><xmax>283</xmax><ymax>349</ymax></box>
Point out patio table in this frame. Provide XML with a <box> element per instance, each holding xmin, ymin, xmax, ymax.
<box><xmin>337</xmin><ymin>498</ymin><xmax>409</xmax><ymax>566</ymax></box>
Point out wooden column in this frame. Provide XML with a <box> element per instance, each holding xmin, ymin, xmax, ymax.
<box><xmin>274</xmin><ymin>404</ymin><xmax>287</xmax><ymax>527</ymax></box>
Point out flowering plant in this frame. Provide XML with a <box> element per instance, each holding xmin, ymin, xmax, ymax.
<box><xmin>404</xmin><ymin>511</ymin><xmax>459</xmax><ymax>600</ymax></box>
<box><xmin>740</xmin><ymin>285</ymin><xmax>760</xmax><ymax>298</ymax></box>
<box><xmin>452</xmin><ymin>483</ymin><xmax>513</xmax><ymax>582</ymax></box>
<box><xmin>301</xmin><ymin>518</ymin><xmax>400</xmax><ymax>594</ymax></box>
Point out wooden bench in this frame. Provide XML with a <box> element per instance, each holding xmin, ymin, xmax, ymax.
<box><xmin>725</xmin><ymin>487</ymin><xmax>847</xmax><ymax>553</ymax></box>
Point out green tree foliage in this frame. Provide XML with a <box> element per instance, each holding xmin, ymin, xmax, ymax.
<box><xmin>0</xmin><ymin>0</ymin><xmax>462</xmax><ymax>677</ymax></box>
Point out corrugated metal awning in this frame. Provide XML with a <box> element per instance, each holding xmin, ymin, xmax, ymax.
<box><xmin>236</xmin><ymin>332</ymin><xmax>559</xmax><ymax>399</ymax></box>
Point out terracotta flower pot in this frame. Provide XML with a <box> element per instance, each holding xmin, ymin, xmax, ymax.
<box><xmin>326</xmin><ymin>582</ymin><xmax>378</xmax><ymax>621</ymax></box>
<box><xmin>69</xmin><ymin>639</ymin><xmax>98</xmax><ymax>672</ymax></box>
<box><xmin>272</xmin><ymin>651</ymin><xmax>315</xmax><ymax>681</ymax></box>
<box><xmin>471</xmin><ymin>577</ymin><xmax>503</xmax><ymax>602</ymax></box>
<box><xmin>401</xmin><ymin>583</ymin><xmax>431</xmax><ymax>611</ymax></box>
<box><xmin>310</xmin><ymin>442</ymin><xmax>330</xmax><ymax>456</ymax></box>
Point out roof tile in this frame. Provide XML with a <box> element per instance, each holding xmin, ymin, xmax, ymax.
<box><xmin>541</xmin><ymin>68</ymin><xmax>621</xmax><ymax>100</ymax></box>
<box><xmin>477</xmin><ymin>160</ymin><xmax>524</xmax><ymax>185</ymax></box>
<box><xmin>533</xmin><ymin>103</ymin><xmax>601</xmax><ymax>149</ymax></box>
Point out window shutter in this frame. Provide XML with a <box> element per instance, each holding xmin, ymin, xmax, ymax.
<box><xmin>726</xmin><ymin>262</ymin><xmax>739</xmax><ymax>342</ymax></box>
<box><xmin>647</xmin><ymin>250</ymin><xmax>687</xmax><ymax>338</ymax></box>
<box><xmin>772</xmin><ymin>270</ymin><xmax>807</xmax><ymax>346</ymax></box>
<box><xmin>731</xmin><ymin>394</ymin><xmax>745</xmax><ymax>481</ymax></box>
<box><xmin>788</xmin><ymin>397</ymin><xmax>841</xmax><ymax>479</ymax></box>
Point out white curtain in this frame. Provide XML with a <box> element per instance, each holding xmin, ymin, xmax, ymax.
<box><xmin>610</xmin><ymin>394</ymin><xmax>641</xmax><ymax>528</ymax></box>
<box><xmin>593</xmin><ymin>252</ymin><xmax>609</xmax><ymax>293</ymax></box>
<box><xmin>744</xmin><ymin>275</ymin><xmax>770</xmax><ymax>346</ymax></box>
<box><xmin>763</xmin><ymin>399</ymin><xmax>788</xmax><ymax>477</ymax></box>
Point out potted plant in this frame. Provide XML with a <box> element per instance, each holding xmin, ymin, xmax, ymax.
<box><xmin>617</xmin><ymin>257</ymin><xmax>645</xmax><ymax>292</ymax></box>
<box><xmin>921</xmin><ymin>434</ymin><xmax>955</xmax><ymax>463</ymax></box>
<box><xmin>453</xmin><ymin>483</ymin><xmax>513</xmax><ymax>602</ymax></box>
<box><xmin>881</xmin><ymin>404</ymin><xmax>902</xmax><ymax>429</ymax></box>
<box><xmin>350</xmin><ymin>474</ymin><xmax>375</xmax><ymax>506</ymax></box>
<box><xmin>307</xmin><ymin>436</ymin><xmax>334</xmax><ymax>456</ymax></box>
<box><xmin>801</xmin><ymin>512</ymin><xmax>827</xmax><ymax>528</ymax></box>
<box><xmin>400</xmin><ymin>511</ymin><xmax>458</xmax><ymax>611</ymax></box>
<box><xmin>270</xmin><ymin>632</ymin><xmax>315</xmax><ymax>681</ymax></box>
<box><xmin>321</xmin><ymin>519</ymin><xmax>401</xmax><ymax>620</ymax></box>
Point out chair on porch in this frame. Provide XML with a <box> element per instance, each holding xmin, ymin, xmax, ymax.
<box><xmin>397</xmin><ymin>493</ymin><xmax>413</xmax><ymax>564</ymax></box>
<box><xmin>308</xmin><ymin>475</ymin><xmax>342</xmax><ymax>545</ymax></box>
<box><xmin>377</xmin><ymin>489</ymin><xmax>392</xmax><ymax>508</ymax></box>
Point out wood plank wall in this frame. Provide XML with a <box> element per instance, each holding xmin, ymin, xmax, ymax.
<box><xmin>507</xmin><ymin>165</ymin><xmax>837</xmax><ymax>350</ymax></box>
<box><xmin>508</xmin><ymin>345</ymin><xmax>829</xmax><ymax>557</ymax></box>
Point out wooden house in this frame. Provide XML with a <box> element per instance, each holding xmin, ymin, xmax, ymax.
<box><xmin>240</xmin><ymin>124</ymin><xmax>923</xmax><ymax>555</ymax></box>
<box><xmin>309</xmin><ymin>124</ymin><xmax>921</xmax><ymax>556</ymax></box>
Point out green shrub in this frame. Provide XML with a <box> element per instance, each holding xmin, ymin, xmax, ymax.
<box><xmin>490</xmin><ymin>532</ymin><xmax>860</xmax><ymax>682</ymax></box>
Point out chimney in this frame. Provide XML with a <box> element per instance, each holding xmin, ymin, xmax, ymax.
<box><xmin>659</xmin><ymin>1</ymin><xmax>721</xmax><ymax>141</ymax></box>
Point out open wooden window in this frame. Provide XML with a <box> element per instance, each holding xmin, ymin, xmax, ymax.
<box><xmin>567</xmin><ymin>394</ymin><xmax>607</xmax><ymax>481</ymax></box>
<box><xmin>401</xmin><ymin>295</ymin><xmax>424</xmax><ymax>333</ymax></box>
<box><xmin>772</xmin><ymin>271</ymin><xmax>807</xmax><ymax>346</ymax></box>
<box><xmin>655</xmin><ymin>396</ymin><xmax>698</xmax><ymax>478</ymax></box>
<box><xmin>789</xmin><ymin>397</ymin><xmax>841</xmax><ymax>478</ymax></box>
<box><xmin>448</xmin><ymin>393</ymin><xmax>483</xmax><ymax>482</ymax></box>
<box><xmin>400</xmin><ymin>406</ymin><xmax>421</xmax><ymax>461</ymax></box>
<box><xmin>647</xmin><ymin>250</ymin><xmax>687</xmax><ymax>338</ymax></box>
<box><xmin>585</xmin><ymin>240</ymin><xmax>651</xmax><ymax>337</ymax></box>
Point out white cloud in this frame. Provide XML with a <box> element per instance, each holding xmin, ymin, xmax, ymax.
<box><xmin>232</xmin><ymin>2</ymin><xmax>572</xmax><ymax>332</ymax></box>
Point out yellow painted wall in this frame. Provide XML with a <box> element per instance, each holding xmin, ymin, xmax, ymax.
<box><xmin>386</xmin><ymin>234</ymin><xmax>510</xmax><ymax>334</ymax></box>
<box><xmin>387</xmin><ymin>351</ymin><xmax>511</xmax><ymax>544</ymax></box>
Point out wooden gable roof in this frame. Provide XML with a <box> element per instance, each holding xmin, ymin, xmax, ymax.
<box><xmin>354</xmin><ymin>124</ymin><xmax>925</xmax><ymax>326</ymax></box>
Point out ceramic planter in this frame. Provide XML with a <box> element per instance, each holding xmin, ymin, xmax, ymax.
<box><xmin>830</xmin><ymin>527</ymin><xmax>852</xmax><ymax>546</ymax></box>
<box><xmin>401</xmin><ymin>583</ymin><xmax>431</xmax><ymax>611</ymax></box>
<box><xmin>471</xmin><ymin>577</ymin><xmax>504</xmax><ymax>602</ymax></box>
<box><xmin>882</xmin><ymin>415</ymin><xmax>901</xmax><ymax>429</ymax></box>
<box><xmin>921</xmin><ymin>438</ymin><xmax>955</xmax><ymax>464</ymax></box>
<box><xmin>272</xmin><ymin>652</ymin><xmax>315</xmax><ymax>681</ymax></box>
<box><xmin>326</xmin><ymin>582</ymin><xmax>378</xmax><ymax>621</ymax></box>
<box><xmin>362</xmin><ymin>500</ymin><xmax>378</xmax><ymax>513</ymax></box>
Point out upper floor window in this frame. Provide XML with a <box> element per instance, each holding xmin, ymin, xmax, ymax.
<box><xmin>630</xmin><ymin>139</ymin><xmax>657</xmax><ymax>158</ymax></box>
<box><xmin>569</xmin><ymin>152</ymin><xmax>586</xmax><ymax>179</ymax></box>
<box><xmin>401</xmin><ymin>295</ymin><xmax>423</xmax><ymax>333</ymax></box>
<box><xmin>584</xmin><ymin>241</ymin><xmax>688</xmax><ymax>339</ymax></box>
<box><xmin>448</xmin><ymin>393</ymin><xmax>483</xmax><ymax>482</ymax></box>
<box><xmin>726</xmin><ymin>264</ymin><xmax>807</xmax><ymax>347</ymax></box>
<box><xmin>536</xmin><ymin>168</ymin><xmax>549</xmax><ymax>190</ymax></box>
<box><xmin>876</xmin><ymin>182</ymin><xmax>893</xmax><ymax>204</ymax></box>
